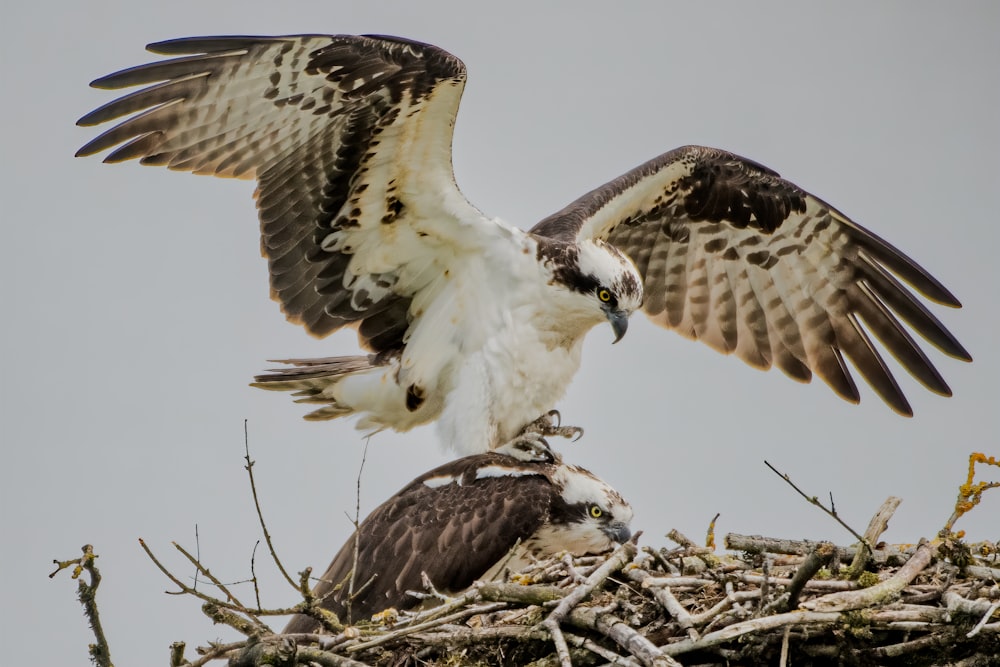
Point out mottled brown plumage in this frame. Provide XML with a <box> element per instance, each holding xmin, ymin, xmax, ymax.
<box><xmin>283</xmin><ymin>452</ymin><xmax>632</xmax><ymax>631</ymax></box>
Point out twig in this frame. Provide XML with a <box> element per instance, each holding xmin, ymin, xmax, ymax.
<box><xmin>568</xmin><ymin>605</ymin><xmax>681</xmax><ymax>667</ymax></box>
<box><xmin>193</xmin><ymin>524</ymin><xmax>201</xmax><ymax>591</ymax></box>
<box><xmin>623</xmin><ymin>566</ymin><xmax>697</xmax><ymax>640</ymax></box>
<box><xmin>407</xmin><ymin>571</ymin><xmax>457</xmax><ymax>606</ymax></box>
<box><xmin>171</xmin><ymin>540</ymin><xmax>252</xmax><ymax>612</ymax></box>
<box><xmin>638</xmin><ymin>576</ymin><xmax>714</xmax><ymax>590</ymax></box>
<box><xmin>546</xmin><ymin>541</ymin><xmax>637</xmax><ymax>625</ymax></box>
<box><xmin>186</xmin><ymin>640</ymin><xmax>245</xmax><ymax>667</ymax></box>
<box><xmin>567</xmin><ymin>632</ymin><xmax>642</xmax><ymax>667</ymax></box>
<box><xmin>50</xmin><ymin>544</ymin><xmax>115</xmax><ymax>667</ymax></box>
<box><xmin>542</xmin><ymin>617</ymin><xmax>573</xmax><ymax>667</ymax></box>
<box><xmin>201</xmin><ymin>602</ymin><xmax>261</xmax><ymax>636</ymax></box>
<box><xmin>390</xmin><ymin>587</ymin><xmax>481</xmax><ymax>627</ymax></box>
<box><xmin>539</xmin><ymin>541</ymin><xmax>636</xmax><ymax>667</ymax></box>
<box><xmin>847</xmin><ymin>496</ymin><xmax>902</xmax><ymax>577</ymax></box>
<box><xmin>867</xmin><ymin>631</ymin><xmax>959</xmax><ymax>659</ymax></box>
<box><xmin>943</xmin><ymin>590</ymin><xmax>1000</xmax><ymax>619</ymax></box>
<box><xmin>764</xmin><ymin>460</ymin><xmax>869</xmax><ymax>549</ymax></box>
<box><xmin>725</xmin><ymin>532</ymin><xmax>911</xmax><ymax>567</ymax></box>
<box><xmin>345</xmin><ymin>602</ymin><xmax>509</xmax><ymax>652</ymax></box>
<box><xmin>661</xmin><ymin>609</ymin><xmax>841</xmax><ymax>657</ymax></box>
<box><xmin>757</xmin><ymin>556</ymin><xmax>771</xmax><ymax>615</ymax></box>
<box><xmin>250</xmin><ymin>540</ymin><xmax>262</xmax><ymax>610</ymax></box>
<box><xmin>227</xmin><ymin>636</ymin><xmax>295</xmax><ymax>667</ymax></box>
<box><xmin>243</xmin><ymin>420</ymin><xmax>297</xmax><ymax>590</ymax></box>
<box><xmin>476</xmin><ymin>581</ymin><xmax>565</xmax><ymax>605</ymax></box>
<box><xmin>782</xmin><ymin>542</ymin><xmax>836</xmax><ymax>611</ymax></box>
<box><xmin>689</xmin><ymin>590</ymin><xmax>761</xmax><ymax>627</ymax></box>
<box><xmin>169</xmin><ymin>641</ymin><xmax>186</xmax><ymax>667</ymax></box>
<box><xmin>138</xmin><ymin>539</ymin><xmax>296</xmax><ymax>625</ymax></box>
<box><xmin>292</xmin><ymin>566</ymin><xmax>342</xmax><ymax>633</ymax></box>
<box><xmin>666</xmin><ymin>529</ymin><xmax>695</xmax><ymax>548</ymax></box>
<box><xmin>345</xmin><ymin>437</ymin><xmax>370</xmax><ymax>625</ymax></box>
<box><xmin>292</xmin><ymin>646</ymin><xmax>373</xmax><ymax>667</ymax></box>
<box><xmin>802</xmin><ymin>539</ymin><xmax>936</xmax><ymax>612</ymax></box>
<box><xmin>966</xmin><ymin>563</ymin><xmax>1000</xmax><ymax>580</ymax></box>
<box><xmin>943</xmin><ymin>452</ymin><xmax>1000</xmax><ymax>533</ymax></box>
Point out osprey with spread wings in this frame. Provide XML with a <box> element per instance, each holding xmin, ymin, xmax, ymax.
<box><xmin>77</xmin><ymin>35</ymin><xmax>970</xmax><ymax>454</ymax></box>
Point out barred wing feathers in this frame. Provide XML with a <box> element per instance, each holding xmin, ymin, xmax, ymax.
<box><xmin>531</xmin><ymin>145</ymin><xmax>971</xmax><ymax>416</ymax></box>
<box><xmin>77</xmin><ymin>35</ymin><xmax>481</xmax><ymax>353</ymax></box>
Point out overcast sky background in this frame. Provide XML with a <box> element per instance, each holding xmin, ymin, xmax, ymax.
<box><xmin>3</xmin><ymin>2</ymin><xmax>998</xmax><ymax>665</ymax></box>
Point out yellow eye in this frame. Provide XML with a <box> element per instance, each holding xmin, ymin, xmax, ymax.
<box><xmin>589</xmin><ymin>505</ymin><xmax>603</xmax><ymax>519</ymax></box>
<box><xmin>597</xmin><ymin>289</ymin><xmax>612</xmax><ymax>303</ymax></box>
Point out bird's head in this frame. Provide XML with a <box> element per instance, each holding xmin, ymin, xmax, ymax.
<box><xmin>540</xmin><ymin>238</ymin><xmax>643</xmax><ymax>343</ymax></box>
<box><xmin>579</xmin><ymin>240</ymin><xmax>643</xmax><ymax>342</ymax></box>
<box><xmin>540</xmin><ymin>463</ymin><xmax>634</xmax><ymax>555</ymax></box>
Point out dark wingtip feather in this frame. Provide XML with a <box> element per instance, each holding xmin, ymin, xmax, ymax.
<box><xmin>75</xmin><ymin>128</ymin><xmax>125</xmax><ymax>157</ymax></box>
<box><xmin>948</xmin><ymin>341</ymin><xmax>973</xmax><ymax>363</ymax></box>
<box><xmin>146</xmin><ymin>36</ymin><xmax>262</xmax><ymax>55</ymax></box>
<box><xmin>845</xmin><ymin>218</ymin><xmax>964</xmax><ymax>308</ymax></box>
<box><xmin>817</xmin><ymin>347</ymin><xmax>863</xmax><ymax>406</ymax></box>
<box><xmin>88</xmin><ymin>66</ymin><xmax>154</xmax><ymax>90</ymax></box>
<box><xmin>103</xmin><ymin>133</ymin><xmax>163</xmax><ymax>163</ymax></box>
<box><xmin>892</xmin><ymin>402</ymin><xmax>915</xmax><ymax>418</ymax></box>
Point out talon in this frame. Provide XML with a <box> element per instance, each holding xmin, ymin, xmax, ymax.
<box><xmin>496</xmin><ymin>433</ymin><xmax>556</xmax><ymax>463</ymax></box>
<box><xmin>548</xmin><ymin>425</ymin><xmax>583</xmax><ymax>442</ymax></box>
<box><xmin>546</xmin><ymin>409</ymin><xmax>562</xmax><ymax>428</ymax></box>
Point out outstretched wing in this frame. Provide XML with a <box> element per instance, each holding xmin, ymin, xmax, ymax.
<box><xmin>77</xmin><ymin>35</ymin><xmax>484</xmax><ymax>352</ymax></box>
<box><xmin>531</xmin><ymin>145</ymin><xmax>970</xmax><ymax>415</ymax></box>
<box><xmin>284</xmin><ymin>455</ymin><xmax>552</xmax><ymax>631</ymax></box>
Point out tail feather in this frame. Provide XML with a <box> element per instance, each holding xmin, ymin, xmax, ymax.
<box><xmin>255</xmin><ymin>355</ymin><xmax>376</xmax><ymax>382</ymax></box>
<box><xmin>251</xmin><ymin>354</ymin><xmax>381</xmax><ymax>420</ymax></box>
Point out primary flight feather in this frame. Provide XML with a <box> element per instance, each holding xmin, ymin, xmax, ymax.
<box><xmin>77</xmin><ymin>34</ymin><xmax>971</xmax><ymax>454</ymax></box>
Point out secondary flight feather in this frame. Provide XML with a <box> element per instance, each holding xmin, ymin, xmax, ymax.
<box><xmin>77</xmin><ymin>34</ymin><xmax>971</xmax><ymax>454</ymax></box>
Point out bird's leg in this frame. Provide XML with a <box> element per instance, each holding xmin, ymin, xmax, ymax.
<box><xmin>495</xmin><ymin>411</ymin><xmax>584</xmax><ymax>463</ymax></box>
<box><xmin>495</xmin><ymin>431</ymin><xmax>556</xmax><ymax>463</ymax></box>
<box><xmin>529</xmin><ymin>410</ymin><xmax>584</xmax><ymax>442</ymax></box>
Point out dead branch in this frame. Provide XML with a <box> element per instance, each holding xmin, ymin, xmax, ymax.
<box><xmin>943</xmin><ymin>452</ymin><xmax>1000</xmax><ymax>534</ymax></box>
<box><xmin>50</xmin><ymin>544</ymin><xmax>114</xmax><ymax>667</ymax></box>
<box><xmin>847</xmin><ymin>496</ymin><xmax>902</xmax><ymax>577</ymax></box>
<box><xmin>802</xmin><ymin>539</ymin><xmax>936</xmax><ymax>612</ymax></box>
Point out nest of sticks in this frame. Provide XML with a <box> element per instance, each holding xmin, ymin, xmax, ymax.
<box><xmin>235</xmin><ymin>530</ymin><xmax>999</xmax><ymax>667</ymax></box>
<box><xmin>53</xmin><ymin>455</ymin><xmax>1000</xmax><ymax>666</ymax></box>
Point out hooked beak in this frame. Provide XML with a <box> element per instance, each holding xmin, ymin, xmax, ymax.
<box><xmin>606</xmin><ymin>309</ymin><xmax>630</xmax><ymax>344</ymax></box>
<box><xmin>603</xmin><ymin>521</ymin><xmax>632</xmax><ymax>545</ymax></box>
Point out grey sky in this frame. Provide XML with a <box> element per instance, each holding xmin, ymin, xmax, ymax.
<box><xmin>3</xmin><ymin>2</ymin><xmax>997</xmax><ymax>665</ymax></box>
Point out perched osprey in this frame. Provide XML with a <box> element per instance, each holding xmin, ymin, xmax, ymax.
<box><xmin>77</xmin><ymin>35</ymin><xmax>970</xmax><ymax>454</ymax></box>
<box><xmin>282</xmin><ymin>450</ymin><xmax>632</xmax><ymax>631</ymax></box>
